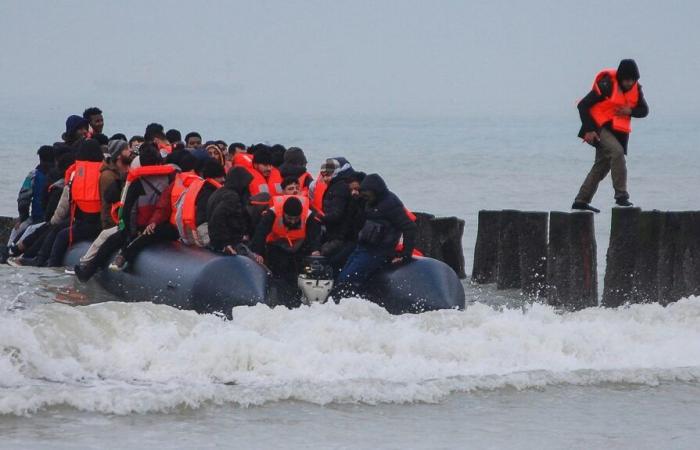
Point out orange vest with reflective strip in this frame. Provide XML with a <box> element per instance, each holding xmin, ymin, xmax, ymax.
<box><xmin>589</xmin><ymin>69</ymin><xmax>639</xmax><ymax>134</ymax></box>
<box><xmin>265</xmin><ymin>195</ymin><xmax>311</xmax><ymax>249</ymax></box>
<box><xmin>170</xmin><ymin>172</ymin><xmax>201</xmax><ymax>224</ymax></box>
<box><xmin>71</xmin><ymin>161</ymin><xmax>102</xmax><ymax>214</ymax></box>
<box><xmin>247</xmin><ymin>167</ymin><xmax>284</xmax><ymax>199</ymax></box>
<box><xmin>173</xmin><ymin>178</ymin><xmax>222</xmax><ymax>244</ymax></box>
<box><xmin>298</xmin><ymin>172</ymin><xmax>312</xmax><ymax>196</ymax></box>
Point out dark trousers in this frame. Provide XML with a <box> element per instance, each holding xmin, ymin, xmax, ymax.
<box><xmin>334</xmin><ymin>244</ymin><xmax>391</xmax><ymax>296</ymax></box>
<box><xmin>47</xmin><ymin>221</ymin><xmax>101</xmax><ymax>267</ymax></box>
<box><xmin>21</xmin><ymin>223</ymin><xmax>50</xmax><ymax>257</ymax></box>
<box><xmin>122</xmin><ymin>223</ymin><xmax>178</xmax><ymax>262</ymax></box>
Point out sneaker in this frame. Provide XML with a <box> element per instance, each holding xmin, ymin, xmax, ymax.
<box><xmin>64</xmin><ymin>267</ymin><xmax>76</xmax><ymax>275</ymax></box>
<box><xmin>6</xmin><ymin>257</ymin><xmax>23</xmax><ymax>267</ymax></box>
<box><xmin>74</xmin><ymin>263</ymin><xmax>97</xmax><ymax>282</ymax></box>
<box><xmin>615</xmin><ymin>198</ymin><xmax>634</xmax><ymax>207</ymax></box>
<box><xmin>571</xmin><ymin>201</ymin><xmax>600</xmax><ymax>213</ymax></box>
<box><xmin>108</xmin><ymin>254</ymin><xmax>127</xmax><ymax>271</ymax></box>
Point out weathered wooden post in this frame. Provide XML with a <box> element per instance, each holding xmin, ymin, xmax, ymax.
<box><xmin>631</xmin><ymin>210</ymin><xmax>663</xmax><ymax>303</ymax></box>
<box><xmin>496</xmin><ymin>210</ymin><xmax>521</xmax><ymax>289</ymax></box>
<box><xmin>517</xmin><ymin>211</ymin><xmax>548</xmax><ymax>298</ymax></box>
<box><xmin>471</xmin><ymin>210</ymin><xmax>501</xmax><ymax>284</ymax></box>
<box><xmin>602</xmin><ymin>207</ymin><xmax>641</xmax><ymax>307</ymax></box>
<box><xmin>414</xmin><ymin>213</ymin><xmax>467</xmax><ymax>279</ymax></box>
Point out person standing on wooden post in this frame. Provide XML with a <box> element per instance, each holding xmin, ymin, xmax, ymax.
<box><xmin>572</xmin><ymin>59</ymin><xmax>649</xmax><ymax>213</ymax></box>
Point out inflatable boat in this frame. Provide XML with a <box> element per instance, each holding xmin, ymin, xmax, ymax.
<box><xmin>63</xmin><ymin>242</ymin><xmax>465</xmax><ymax>315</ymax></box>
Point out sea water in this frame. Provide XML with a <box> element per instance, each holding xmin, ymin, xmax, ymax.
<box><xmin>0</xmin><ymin>110</ymin><xmax>699</xmax><ymax>449</ymax></box>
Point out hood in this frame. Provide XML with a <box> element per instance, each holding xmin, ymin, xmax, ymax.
<box><xmin>360</xmin><ymin>173</ymin><xmax>389</xmax><ymax>198</ymax></box>
<box><xmin>224</xmin><ymin>167</ymin><xmax>253</xmax><ymax>195</ymax></box>
<box><xmin>324</xmin><ymin>157</ymin><xmax>354</xmax><ymax>180</ymax></box>
<box><xmin>617</xmin><ymin>59</ymin><xmax>640</xmax><ymax>82</ymax></box>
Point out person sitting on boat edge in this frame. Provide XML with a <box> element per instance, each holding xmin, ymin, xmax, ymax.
<box><xmin>332</xmin><ymin>173</ymin><xmax>417</xmax><ymax>299</ymax></box>
<box><xmin>206</xmin><ymin>167</ymin><xmax>254</xmax><ymax>256</ymax></box>
<box><xmin>250</xmin><ymin>195</ymin><xmax>322</xmax><ymax>305</ymax></box>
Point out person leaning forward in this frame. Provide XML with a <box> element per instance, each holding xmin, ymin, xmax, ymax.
<box><xmin>572</xmin><ymin>59</ymin><xmax>649</xmax><ymax>213</ymax></box>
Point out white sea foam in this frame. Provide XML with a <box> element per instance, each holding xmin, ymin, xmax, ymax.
<box><xmin>1</xmin><ymin>297</ymin><xmax>700</xmax><ymax>415</ymax></box>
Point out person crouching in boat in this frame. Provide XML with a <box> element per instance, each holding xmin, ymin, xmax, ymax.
<box><xmin>250</xmin><ymin>195</ymin><xmax>322</xmax><ymax>305</ymax></box>
<box><xmin>171</xmin><ymin>159</ymin><xmax>225</xmax><ymax>248</ymax></box>
<box><xmin>332</xmin><ymin>174</ymin><xmax>417</xmax><ymax>299</ymax></box>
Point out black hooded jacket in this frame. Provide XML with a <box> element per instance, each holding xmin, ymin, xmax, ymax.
<box><xmin>358</xmin><ymin>174</ymin><xmax>416</xmax><ymax>258</ymax></box>
<box><xmin>206</xmin><ymin>167</ymin><xmax>253</xmax><ymax>250</ymax></box>
<box><xmin>577</xmin><ymin>60</ymin><xmax>649</xmax><ymax>152</ymax></box>
<box><xmin>321</xmin><ymin>157</ymin><xmax>356</xmax><ymax>241</ymax></box>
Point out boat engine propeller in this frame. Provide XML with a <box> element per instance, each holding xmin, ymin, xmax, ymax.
<box><xmin>298</xmin><ymin>256</ymin><xmax>334</xmax><ymax>305</ymax></box>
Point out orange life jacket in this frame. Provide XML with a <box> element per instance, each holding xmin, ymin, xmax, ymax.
<box><xmin>395</xmin><ymin>207</ymin><xmax>423</xmax><ymax>256</ymax></box>
<box><xmin>589</xmin><ymin>69</ymin><xmax>639</xmax><ymax>134</ymax></box>
<box><xmin>158</xmin><ymin>141</ymin><xmax>173</xmax><ymax>156</ymax></box>
<box><xmin>169</xmin><ymin>171</ymin><xmax>201</xmax><ymax>225</ymax></box>
<box><xmin>247</xmin><ymin>166</ymin><xmax>284</xmax><ymax>199</ymax></box>
<box><xmin>232</xmin><ymin>152</ymin><xmax>254</xmax><ymax>169</ymax></box>
<box><xmin>172</xmin><ymin>178</ymin><xmax>222</xmax><ymax>245</ymax></box>
<box><xmin>116</xmin><ymin>165</ymin><xmax>178</xmax><ymax>229</ymax></box>
<box><xmin>309</xmin><ymin>176</ymin><xmax>327</xmax><ymax>216</ymax></box>
<box><xmin>70</xmin><ymin>161</ymin><xmax>102</xmax><ymax>214</ymax></box>
<box><xmin>298</xmin><ymin>172</ymin><xmax>312</xmax><ymax>196</ymax></box>
<box><xmin>64</xmin><ymin>163</ymin><xmax>76</xmax><ymax>184</ymax></box>
<box><xmin>265</xmin><ymin>195</ymin><xmax>311</xmax><ymax>250</ymax></box>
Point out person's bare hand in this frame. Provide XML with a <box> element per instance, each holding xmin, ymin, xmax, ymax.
<box><xmin>311</xmin><ymin>251</ymin><xmax>321</xmax><ymax>256</ymax></box>
<box><xmin>253</xmin><ymin>253</ymin><xmax>264</xmax><ymax>265</ymax></box>
<box><xmin>583</xmin><ymin>131</ymin><xmax>600</xmax><ymax>144</ymax></box>
<box><xmin>224</xmin><ymin>245</ymin><xmax>237</xmax><ymax>255</ymax></box>
<box><xmin>143</xmin><ymin>223</ymin><xmax>156</xmax><ymax>235</ymax></box>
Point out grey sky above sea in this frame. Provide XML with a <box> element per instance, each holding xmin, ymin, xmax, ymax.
<box><xmin>0</xmin><ymin>0</ymin><xmax>698</xmax><ymax>120</ymax></box>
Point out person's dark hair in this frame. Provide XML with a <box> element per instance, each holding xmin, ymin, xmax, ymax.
<box><xmin>281</xmin><ymin>176</ymin><xmax>299</xmax><ymax>189</ymax></box>
<box><xmin>52</xmin><ymin>143</ymin><xmax>72</xmax><ymax>160</ymax></box>
<box><xmin>82</xmin><ymin>107</ymin><xmax>102</xmax><ymax>121</ymax></box>
<box><xmin>215</xmin><ymin>139</ymin><xmax>227</xmax><ymax>149</ymax></box>
<box><xmin>37</xmin><ymin>145</ymin><xmax>55</xmax><ymax>163</ymax></box>
<box><xmin>172</xmin><ymin>142</ymin><xmax>185</xmax><ymax>153</ymax></box>
<box><xmin>252</xmin><ymin>147</ymin><xmax>273</xmax><ymax>165</ymax></box>
<box><xmin>166</xmin><ymin>129</ymin><xmax>182</xmax><ymax>143</ymax></box>
<box><xmin>164</xmin><ymin>149</ymin><xmax>185</xmax><ymax>166</ymax></box>
<box><xmin>57</xmin><ymin>153</ymin><xmax>76</xmax><ymax>174</ymax></box>
<box><xmin>76</xmin><ymin>139</ymin><xmax>105</xmax><ymax>162</ymax></box>
<box><xmin>138</xmin><ymin>143</ymin><xmax>162</xmax><ymax>166</ymax></box>
<box><xmin>202</xmin><ymin>159</ymin><xmax>225</xmax><ymax>179</ymax></box>
<box><xmin>144</xmin><ymin>123</ymin><xmax>166</xmax><ymax>142</ymax></box>
<box><xmin>283</xmin><ymin>197</ymin><xmax>303</xmax><ymax>216</ymax></box>
<box><xmin>228</xmin><ymin>142</ymin><xmax>245</xmax><ymax>154</ymax></box>
<box><xmin>93</xmin><ymin>133</ymin><xmax>109</xmax><ymax>146</ymax></box>
<box><xmin>110</xmin><ymin>133</ymin><xmax>127</xmax><ymax>142</ymax></box>
<box><xmin>185</xmin><ymin>132</ymin><xmax>202</xmax><ymax>144</ymax></box>
<box><xmin>270</xmin><ymin>144</ymin><xmax>286</xmax><ymax>168</ymax></box>
<box><xmin>349</xmin><ymin>171</ymin><xmax>367</xmax><ymax>183</ymax></box>
<box><xmin>129</xmin><ymin>135</ymin><xmax>145</xmax><ymax>146</ymax></box>
<box><xmin>249</xmin><ymin>143</ymin><xmax>268</xmax><ymax>155</ymax></box>
<box><xmin>178</xmin><ymin>152</ymin><xmax>198</xmax><ymax>172</ymax></box>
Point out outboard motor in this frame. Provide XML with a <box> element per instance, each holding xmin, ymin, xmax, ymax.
<box><xmin>298</xmin><ymin>256</ymin><xmax>334</xmax><ymax>305</ymax></box>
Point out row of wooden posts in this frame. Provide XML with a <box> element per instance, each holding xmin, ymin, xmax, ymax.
<box><xmin>471</xmin><ymin>208</ymin><xmax>700</xmax><ymax>310</ymax></box>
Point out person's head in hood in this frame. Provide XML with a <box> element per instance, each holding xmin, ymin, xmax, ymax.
<box><xmin>76</xmin><ymin>139</ymin><xmax>104</xmax><ymax>162</ymax></box>
<box><xmin>283</xmin><ymin>147</ymin><xmax>308</xmax><ymax>168</ymax></box>
<box><xmin>348</xmin><ymin>171</ymin><xmax>366</xmax><ymax>197</ymax></box>
<box><xmin>253</xmin><ymin>147</ymin><xmax>274</xmax><ymax>178</ymax></box>
<box><xmin>63</xmin><ymin>115</ymin><xmax>89</xmax><ymax>144</ymax></box>
<box><xmin>202</xmin><ymin>159</ymin><xmax>225</xmax><ymax>183</ymax></box>
<box><xmin>617</xmin><ymin>59</ymin><xmax>640</xmax><ymax>91</ymax></box>
<box><xmin>206</xmin><ymin>144</ymin><xmax>225</xmax><ymax>167</ymax></box>
<box><xmin>224</xmin><ymin>166</ymin><xmax>254</xmax><ymax>196</ymax></box>
<box><xmin>359</xmin><ymin>173</ymin><xmax>389</xmax><ymax>206</ymax></box>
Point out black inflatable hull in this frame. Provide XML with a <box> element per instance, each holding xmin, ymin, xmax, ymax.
<box><xmin>64</xmin><ymin>242</ymin><xmax>465</xmax><ymax>314</ymax></box>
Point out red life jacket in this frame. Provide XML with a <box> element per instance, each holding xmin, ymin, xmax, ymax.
<box><xmin>158</xmin><ymin>141</ymin><xmax>173</xmax><ymax>156</ymax></box>
<box><xmin>309</xmin><ymin>176</ymin><xmax>327</xmax><ymax>216</ymax></box>
<box><xmin>395</xmin><ymin>207</ymin><xmax>423</xmax><ymax>257</ymax></box>
<box><xmin>116</xmin><ymin>165</ymin><xmax>178</xmax><ymax>229</ymax></box>
<box><xmin>589</xmin><ymin>69</ymin><xmax>639</xmax><ymax>134</ymax></box>
<box><xmin>232</xmin><ymin>152</ymin><xmax>254</xmax><ymax>169</ymax></box>
<box><xmin>265</xmin><ymin>195</ymin><xmax>311</xmax><ymax>250</ymax></box>
<box><xmin>247</xmin><ymin>166</ymin><xmax>284</xmax><ymax>199</ymax></box>
<box><xmin>170</xmin><ymin>171</ymin><xmax>201</xmax><ymax>225</ymax></box>
<box><xmin>172</xmin><ymin>178</ymin><xmax>222</xmax><ymax>245</ymax></box>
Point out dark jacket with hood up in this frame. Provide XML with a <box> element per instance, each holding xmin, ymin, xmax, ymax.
<box><xmin>206</xmin><ymin>167</ymin><xmax>252</xmax><ymax>250</ymax></box>
<box><xmin>321</xmin><ymin>157</ymin><xmax>356</xmax><ymax>241</ymax></box>
<box><xmin>358</xmin><ymin>174</ymin><xmax>416</xmax><ymax>258</ymax></box>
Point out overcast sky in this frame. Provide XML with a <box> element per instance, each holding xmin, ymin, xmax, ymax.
<box><xmin>1</xmin><ymin>0</ymin><xmax>698</xmax><ymax>119</ymax></box>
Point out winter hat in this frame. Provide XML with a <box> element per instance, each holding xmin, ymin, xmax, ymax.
<box><xmin>320</xmin><ymin>158</ymin><xmax>340</xmax><ymax>174</ymax></box>
<box><xmin>107</xmin><ymin>140</ymin><xmax>129</xmax><ymax>161</ymax></box>
<box><xmin>283</xmin><ymin>147</ymin><xmax>307</xmax><ymax>166</ymax></box>
<box><xmin>65</xmin><ymin>115</ymin><xmax>89</xmax><ymax>135</ymax></box>
<box><xmin>617</xmin><ymin>59</ymin><xmax>640</xmax><ymax>81</ymax></box>
<box><xmin>253</xmin><ymin>147</ymin><xmax>274</xmax><ymax>165</ymax></box>
<box><xmin>283</xmin><ymin>197</ymin><xmax>303</xmax><ymax>216</ymax></box>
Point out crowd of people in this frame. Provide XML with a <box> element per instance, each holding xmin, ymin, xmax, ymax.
<box><xmin>5</xmin><ymin>108</ymin><xmax>418</xmax><ymax>302</ymax></box>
